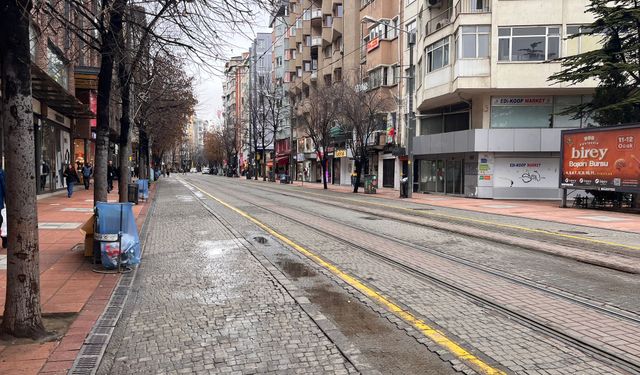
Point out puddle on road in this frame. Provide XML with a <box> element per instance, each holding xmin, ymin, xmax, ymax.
<box><xmin>361</xmin><ymin>216</ymin><xmax>383</xmax><ymax>221</ymax></box>
<box><xmin>308</xmin><ymin>286</ymin><xmax>386</xmax><ymax>333</ymax></box>
<box><xmin>198</xmin><ymin>240</ymin><xmax>240</xmax><ymax>258</ymax></box>
<box><xmin>277</xmin><ymin>261</ymin><xmax>317</xmax><ymax>279</ymax></box>
<box><xmin>254</xmin><ymin>236</ymin><xmax>268</xmax><ymax>244</ymax></box>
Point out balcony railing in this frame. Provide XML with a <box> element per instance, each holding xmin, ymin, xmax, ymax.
<box><xmin>426</xmin><ymin>7</ymin><xmax>452</xmax><ymax>36</ymax></box>
<box><xmin>454</xmin><ymin>0</ymin><xmax>491</xmax><ymax>16</ymax></box>
<box><xmin>311</xmin><ymin>36</ymin><xmax>322</xmax><ymax>46</ymax></box>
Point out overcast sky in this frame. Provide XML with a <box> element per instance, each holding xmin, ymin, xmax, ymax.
<box><xmin>191</xmin><ymin>9</ymin><xmax>272</xmax><ymax>125</ymax></box>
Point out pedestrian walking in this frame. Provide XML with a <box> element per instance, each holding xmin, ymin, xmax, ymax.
<box><xmin>81</xmin><ymin>162</ymin><xmax>93</xmax><ymax>190</ymax></box>
<box><xmin>107</xmin><ymin>160</ymin><xmax>115</xmax><ymax>193</ymax></box>
<box><xmin>0</xmin><ymin>168</ymin><xmax>6</xmax><ymax>248</ymax></box>
<box><xmin>63</xmin><ymin>165</ymin><xmax>79</xmax><ymax>198</ymax></box>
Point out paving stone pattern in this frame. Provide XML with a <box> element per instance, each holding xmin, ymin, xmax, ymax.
<box><xmin>197</xmin><ymin>177</ymin><xmax>625</xmax><ymax>375</ymax></box>
<box><xmin>97</xmin><ymin>179</ymin><xmax>356</xmax><ymax>375</ymax></box>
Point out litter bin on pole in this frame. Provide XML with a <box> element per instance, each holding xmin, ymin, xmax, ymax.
<box><xmin>128</xmin><ymin>183</ymin><xmax>139</xmax><ymax>204</ymax></box>
<box><xmin>364</xmin><ymin>175</ymin><xmax>377</xmax><ymax>194</ymax></box>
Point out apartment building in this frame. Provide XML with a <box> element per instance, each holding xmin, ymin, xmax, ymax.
<box><xmin>249</xmin><ymin>33</ymin><xmax>274</xmax><ymax>177</ymax></box>
<box><xmin>279</xmin><ymin>0</ymin><xmax>360</xmax><ymax>183</ymax></box>
<box><xmin>271</xmin><ymin>3</ymin><xmax>294</xmax><ymax>178</ymax></box>
<box><xmin>360</xmin><ymin>0</ymin><xmax>404</xmax><ymax>190</ymax></box>
<box><xmin>409</xmin><ymin>0</ymin><xmax>598</xmax><ymax>199</ymax></box>
<box><xmin>223</xmin><ymin>55</ymin><xmax>249</xmax><ymax>173</ymax></box>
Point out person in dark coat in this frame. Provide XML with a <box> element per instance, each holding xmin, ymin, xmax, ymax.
<box><xmin>107</xmin><ymin>160</ymin><xmax>115</xmax><ymax>193</ymax></box>
<box><xmin>63</xmin><ymin>165</ymin><xmax>79</xmax><ymax>198</ymax></box>
<box><xmin>81</xmin><ymin>163</ymin><xmax>93</xmax><ymax>190</ymax></box>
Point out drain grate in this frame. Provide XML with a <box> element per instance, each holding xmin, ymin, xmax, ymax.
<box><xmin>361</xmin><ymin>216</ymin><xmax>382</xmax><ymax>221</ymax></box>
<box><xmin>85</xmin><ymin>334</ymin><xmax>109</xmax><ymax>345</ymax></box>
<box><xmin>80</xmin><ymin>344</ymin><xmax>104</xmax><ymax>356</ymax></box>
<box><xmin>412</xmin><ymin>208</ymin><xmax>434</xmax><ymax>211</ymax></box>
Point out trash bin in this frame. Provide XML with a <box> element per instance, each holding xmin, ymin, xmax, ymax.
<box><xmin>94</xmin><ymin>202</ymin><xmax>141</xmax><ymax>269</ymax></box>
<box><xmin>128</xmin><ymin>183</ymin><xmax>139</xmax><ymax>204</ymax></box>
<box><xmin>400</xmin><ymin>177</ymin><xmax>409</xmax><ymax>198</ymax></box>
<box><xmin>280</xmin><ymin>174</ymin><xmax>290</xmax><ymax>184</ymax></box>
<box><xmin>364</xmin><ymin>175</ymin><xmax>377</xmax><ymax>194</ymax></box>
<box><xmin>137</xmin><ymin>179</ymin><xmax>149</xmax><ymax>200</ymax></box>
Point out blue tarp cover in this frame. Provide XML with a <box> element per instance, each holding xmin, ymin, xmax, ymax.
<box><xmin>138</xmin><ymin>179</ymin><xmax>149</xmax><ymax>199</ymax></box>
<box><xmin>96</xmin><ymin>202</ymin><xmax>141</xmax><ymax>269</ymax></box>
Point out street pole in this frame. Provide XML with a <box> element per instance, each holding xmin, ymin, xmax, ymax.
<box><xmin>406</xmin><ymin>32</ymin><xmax>415</xmax><ymax>199</ymax></box>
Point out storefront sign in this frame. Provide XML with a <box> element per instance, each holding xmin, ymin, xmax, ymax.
<box><xmin>491</xmin><ymin>97</ymin><xmax>552</xmax><ymax>106</ymax></box>
<box><xmin>335</xmin><ymin>149</ymin><xmax>347</xmax><ymax>158</ymax></box>
<box><xmin>477</xmin><ymin>153</ymin><xmax>494</xmax><ymax>187</ymax></box>
<box><xmin>560</xmin><ymin>125</ymin><xmax>640</xmax><ymax>192</ymax></box>
<box><xmin>494</xmin><ymin>157</ymin><xmax>558</xmax><ymax>189</ymax></box>
<box><xmin>367</xmin><ymin>37</ymin><xmax>380</xmax><ymax>52</ymax></box>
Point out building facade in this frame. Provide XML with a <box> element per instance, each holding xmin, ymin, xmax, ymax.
<box><xmin>408</xmin><ymin>0</ymin><xmax>597</xmax><ymax>199</ymax></box>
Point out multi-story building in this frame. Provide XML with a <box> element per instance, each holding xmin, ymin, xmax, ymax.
<box><xmin>408</xmin><ymin>0</ymin><xmax>598</xmax><ymax>199</ymax></box>
<box><xmin>223</xmin><ymin>55</ymin><xmax>249</xmax><ymax>173</ymax></box>
<box><xmin>270</xmin><ymin>2</ymin><xmax>293</xmax><ymax>178</ymax></box>
<box><xmin>249</xmin><ymin>33</ymin><xmax>274</xmax><ymax>177</ymax></box>
<box><xmin>360</xmin><ymin>0</ymin><xmax>404</xmax><ymax>190</ymax></box>
<box><xmin>24</xmin><ymin>4</ymin><xmax>95</xmax><ymax>194</ymax></box>
<box><xmin>278</xmin><ymin>0</ymin><xmax>359</xmax><ymax>184</ymax></box>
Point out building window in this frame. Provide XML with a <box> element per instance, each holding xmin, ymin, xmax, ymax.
<box><xmin>498</xmin><ymin>26</ymin><xmax>561</xmax><ymax>62</ymax></box>
<box><xmin>297</xmin><ymin>67</ymin><xmax>302</xmax><ymax>78</ymax></box>
<box><xmin>334</xmin><ymin>4</ymin><xmax>343</xmax><ymax>17</ymax></box>
<box><xmin>426</xmin><ymin>37</ymin><xmax>450</xmax><ymax>72</ymax></box>
<box><xmin>406</xmin><ymin>21</ymin><xmax>416</xmax><ymax>47</ymax></box>
<box><xmin>553</xmin><ymin>95</ymin><xmax>595</xmax><ymax>128</ymax></box>
<box><xmin>491</xmin><ymin>96</ymin><xmax>553</xmax><ymax>128</ymax></box>
<box><xmin>29</xmin><ymin>23</ymin><xmax>38</xmax><ymax>60</ymax></box>
<box><xmin>566</xmin><ymin>25</ymin><xmax>600</xmax><ymax>55</ymax></box>
<box><xmin>288</xmin><ymin>27</ymin><xmax>296</xmax><ymax>37</ymax></box>
<box><xmin>456</xmin><ymin>25</ymin><xmax>490</xmax><ymax>59</ymax></box>
<box><xmin>47</xmin><ymin>44</ymin><xmax>68</xmax><ymax>89</ymax></box>
<box><xmin>303</xmin><ymin>9</ymin><xmax>310</xmax><ymax>20</ymax></box>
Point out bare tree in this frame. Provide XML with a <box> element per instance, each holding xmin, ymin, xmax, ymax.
<box><xmin>300</xmin><ymin>84</ymin><xmax>344</xmax><ymax>189</ymax></box>
<box><xmin>0</xmin><ymin>0</ymin><xmax>47</xmax><ymax>339</ymax></box>
<box><xmin>339</xmin><ymin>81</ymin><xmax>395</xmax><ymax>193</ymax></box>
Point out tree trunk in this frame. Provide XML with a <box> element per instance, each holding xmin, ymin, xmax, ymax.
<box><xmin>353</xmin><ymin>158</ymin><xmax>361</xmax><ymax>194</ymax></box>
<box><xmin>138</xmin><ymin>124</ymin><xmax>149</xmax><ymax>180</ymax></box>
<box><xmin>95</xmin><ymin>0</ymin><xmax>124</xmax><ymax>204</ymax></box>
<box><xmin>322</xmin><ymin>157</ymin><xmax>328</xmax><ymax>189</ymax></box>
<box><xmin>117</xmin><ymin>62</ymin><xmax>132</xmax><ymax>203</ymax></box>
<box><xmin>0</xmin><ymin>0</ymin><xmax>46</xmax><ymax>339</ymax></box>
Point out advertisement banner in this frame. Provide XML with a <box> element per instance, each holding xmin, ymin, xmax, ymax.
<box><xmin>494</xmin><ymin>158</ymin><xmax>559</xmax><ymax>189</ymax></box>
<box><xmin>560</xmin><ymin>125</ymin><xmax>640</xmax><ymax>192</ymax></box>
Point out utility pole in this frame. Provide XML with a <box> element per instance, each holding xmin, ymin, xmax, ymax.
<box><xmin>406</xmin><ymin>31</ymin><xmax>415</xmax><ymax>199</ymax></box>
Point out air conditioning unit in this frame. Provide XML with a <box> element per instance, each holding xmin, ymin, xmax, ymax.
<box><xmin>428</xmin><ymin>0</ymin><xmax>443</xmax><ymax>8</ymax></box>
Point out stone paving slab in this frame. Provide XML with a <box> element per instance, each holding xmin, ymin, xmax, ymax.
<box><xmin>197</xmin><ymin>176</ymin><xmax>630</xmax><ymax>374</ymax></box>
<box><xmin>96</xmin><ymin>179</ymin><xmax>358</xmax><ymax>375</ymax></box>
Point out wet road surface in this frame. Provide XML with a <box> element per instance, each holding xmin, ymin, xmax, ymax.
<box><xmin>96</xmin><ymin>176</ymin><xmax>640</xmax><ymax>374</ymax></box>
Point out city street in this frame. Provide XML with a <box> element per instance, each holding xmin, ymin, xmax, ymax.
<box><xmin>93</xmin><ymin>175</ymin><xmax>640</xmax><ymax>374</ymax></box>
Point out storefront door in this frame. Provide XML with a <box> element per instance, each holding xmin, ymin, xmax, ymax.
<box><xmin>445</xmin><ymin>160</ymin><xmax>464</xmax><ymax>194</ymax></box>
<box><xmin>382</xmin><ymin>159</ymin><xmax>394</xmax><ymax>188</ymax></box>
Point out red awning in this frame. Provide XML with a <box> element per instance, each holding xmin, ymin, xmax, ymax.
<box><xmin>275</xmin><ymin>155</ymin><xmax>289</xmax><ymax>165</ymax></box>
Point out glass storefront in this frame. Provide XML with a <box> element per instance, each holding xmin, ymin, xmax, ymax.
<box><xmin>37</xmin><ymin>118</ymin><xmax>72</xmax><ymax>194</ymax></box>
<box><xmin>418</xmin><ymin>159</ymin><xmax>464</xmax><ymax>195</ymax></box>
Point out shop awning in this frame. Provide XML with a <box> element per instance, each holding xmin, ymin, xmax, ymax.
<box><xmin>275</xmin><ymin>155</ymin><xmax>289</xmax><ymax>165</ymax></box>
<box><xmin>31</xmin><ymin>64</ymin><xmax>95</xmax><ymax>119</ymax></box>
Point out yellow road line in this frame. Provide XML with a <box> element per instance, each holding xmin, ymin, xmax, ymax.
<box><xmin>285</xmin><ymin>187</ymin><xmax>640</xmax><ymax>252</ymax></box>
<box><xmin>187</xmin><ymin>181</ymin><xmax>506</xmax><ymax>375</ymax></box>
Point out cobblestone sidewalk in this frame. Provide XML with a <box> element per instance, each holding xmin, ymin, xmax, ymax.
<box><xmin>96</xmin><ymin>179</ymin><xmax>357</xmax><ymax>375</ymax></box>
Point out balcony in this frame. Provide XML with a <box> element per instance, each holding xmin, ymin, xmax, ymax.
<box><xmin>454</xmin><ymin>0</ymin><xmax>491</xmax><ymax>17</ymax></box>
<box><xmin>311</xmin><ymin>36</ymin><xmax>323</xmax><ymax>47</ymax></box>
<box><xmin>311</xmin><ymin>70</ymin><xmax>318</xmax><ymax>81</ymax></box>
<box><xmin>426</xmin><ymin>7</ymin><xmax>452</xmax><ymax>36</ymax></box>
<box><xmin>311</xmin><ymin>8</ymin><xmax>322</xmax><ymax>19</ymax></box>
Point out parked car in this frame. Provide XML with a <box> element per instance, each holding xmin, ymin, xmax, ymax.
<box><xmin>190</xmin><ymin>168</ymin><xmax>197</xmax><ymax>173</ymax></box>
<box><xmin>202</xmin><ymin>167</ymin><xmax>210</xmax><ymax>174</ymax></box>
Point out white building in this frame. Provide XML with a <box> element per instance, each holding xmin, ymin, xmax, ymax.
<box><xmin>406</xmin><ymin>0</ymin><xmax>598</xmax><ymax>199</ymax></box>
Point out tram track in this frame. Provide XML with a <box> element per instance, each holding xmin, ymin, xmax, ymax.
<box><xmin>216</xmin><ymin>179</ymin><xmax>640</xmax><ymax>274</ymax></box>
<box><xmin>186</xmin><ymin>176</ymin><xmax>640</xmax><ymax>375</ymax></box>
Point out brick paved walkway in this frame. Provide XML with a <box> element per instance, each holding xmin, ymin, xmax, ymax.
<box><xmin>0</xmin><ymin>182</ymin><xmax>154</xmax><ymax>375</ymax></box>
<box><xmin>96</xmin><ymin>179</ymin><xmax>357</xmax><ymax>375</ymax></box>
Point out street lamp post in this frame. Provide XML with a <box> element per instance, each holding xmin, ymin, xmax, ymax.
<box><xmin>361</xmin><ymin>16</ymin><xmax>416</xmax><ymax>198</ymax></box>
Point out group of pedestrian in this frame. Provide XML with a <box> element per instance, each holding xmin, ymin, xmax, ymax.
<box><xmin>63</xmin><ymin>160</ymin><xmax>116</xmax><ymax>198</ymax></box>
